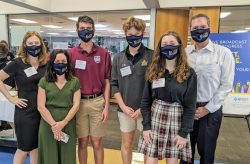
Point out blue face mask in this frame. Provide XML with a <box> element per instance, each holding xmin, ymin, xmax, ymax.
<box><xmin>126</xmin><ymin>35</ymin><xmax>143</xmax><ymax>48</ymax></box>
<box><xmin>160</xmin><ymin>45</ymin><xmax>180</xmax><ymax>60</ymax></box>
<box><xmin>53</xmin><ymin>63</ymin><xmax>67</xmax><ymax>75</ymax></box>
<box><xmin>78</xmin><ymin>29</ymin><xmax>94</xmax><ymax>42</ymax></box>
<box><xmin>191</xmin><ymin>28</ymin><xmax>210</xmax><ymax>43</ymax></box>
<box><xmin>25</xmin><ymin>45</ymin><xmax>41</xmax><ymax>57</ymax></box>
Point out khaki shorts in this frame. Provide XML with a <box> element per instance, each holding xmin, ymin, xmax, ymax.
<box><xmin>76</xmin><ymin>96</ymin><xmax>106</xmax><ymax>138</ymax></box>
<box><xmin>117</xmin><ymin>111</ymin><xmax>143</xmax><ymax>133</ymax></box>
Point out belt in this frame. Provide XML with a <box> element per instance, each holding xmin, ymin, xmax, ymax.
<box><xmin>81</xmin><ymin>92</ymin><xmax>102</xmax><ymax>99</ymax></box>
<box><xmin>196</xmin><ymin>102</ymin><xmax>208</xmax><ymax>107</ymax></box>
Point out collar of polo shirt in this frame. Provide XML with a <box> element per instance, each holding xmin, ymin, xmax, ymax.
<box><xmin>77</xmin><ymin>43</ymin><xmax>98</xmax><ymax>55</ymax></box>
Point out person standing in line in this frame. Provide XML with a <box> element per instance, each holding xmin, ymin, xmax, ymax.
<box><xmin>138</xmin><ymin>31</ymin><xmax>197</xmax><ymax>164</ymax></box>
<box><xmin>111</xmin><ymin>16</ymin><xmax>153</xmax><ymax>164</ymax></box>
<box><xmin>180</xmin><ymin>13</ymin><xmax>235</xmax><ymax>164</ymax></box>
<box><xmin>68</xmin><ymin>15</ymin><xmax>111</xmax><ymax>164</ymax></box>
<box><xmin>0</xmin><ymin>31</ymin><xmax>47</xmax><ymax>164</ymax></box>
<box><xmin>37</xmin><ymin>49</ymin><xmax>81</xmax><ymax>164</ymax></box>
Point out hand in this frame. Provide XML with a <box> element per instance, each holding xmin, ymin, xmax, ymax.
<box><xmin>102</xmin><ymin>106</ymin><xmax>109</xmax><ymax>123</ymax></box>
<box><xmin>10</xmin><ymin>97</ymin><xmax>28</xmax><ymax>109</ymax></box>
<box><xmin>121</xmin><ymin>105</ymin><xmax>134</xmax><ymax>117</ymax></box>
<box><xmin>131</xmin><ymin>108</ymin><xmax>141</xmax><ymax>119</ymax></box>
<box><xmin>53</xmin><ymin>131</ymin><xmax>63</xmax><ymax>141</ymax></box>
<box><xmin>174</xmin><ymin>135</ymin><xmax>187</xmax><ymax>150</ymax></box>
<box><xmin>143</xmin><ymin>130</ymin><xmax>153</xmax><ymax>145</ymax></box>
<box><xmin>195</xmin><ymin>107</ymin><xmax>210</xmax><ymax>119</ymax></box>
<box><xmin>51</xmin><ymin>120</ymin><xmax>67</xmax><ymax>134</ymax></box>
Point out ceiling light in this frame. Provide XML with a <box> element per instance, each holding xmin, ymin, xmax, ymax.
<box><xmin>40</xmin><ymin>31</ymin><xmax>44</xmax><ymax>33</ymax></box>
<box><xmin>134</xmin><ymin>15</ymin><xmax>150</xmax><ymax>20</ymax></box>
<box><xmin>95</xmin><ymin>24</ymin><xmax>108</xmax><ymax>28</ymax></box>
<box><xmin>42</xmin><ymin>25</ymin><xmax>62</xmax><ymax>29</ymax></box>
<box><xmin>47</xmin><ymin>33</ymin><xmax>59</xmax><ymax>35</ymax></box>
<box><xmin>231</xmin><ymin>30</ymin><xmax>248</xmax><ymax>33</ymax></box>
<box><xmin>11</xmin><ymin>19</ymin><xmax>37</xmax><ymax>24</ymax></box>
<box><xmin>111</xmin><ymin>30</ymin><xmax>122</xmax><ymax>32</ymax></box>
<box><xmin>146</xmin><ymin>23</ymin><xmax>150</xmax><ymax>27</ymax></box>
<box><xmin>68</xmin><ymin>17</ymin><xmax>78</xmax><ymax>21</ymax></box>
<box><xmin>220</xmin><ymin>12</ymin><xmax>231</xmax><ymax>18</ymax></box>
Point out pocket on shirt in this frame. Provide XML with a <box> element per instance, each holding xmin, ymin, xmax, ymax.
<box><xmin>201</xmin><ymin>64</ymin><xmax>220</xmax><ymax>77</ymax></box>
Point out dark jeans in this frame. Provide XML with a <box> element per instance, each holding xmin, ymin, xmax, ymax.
<box><xmin>180</xmin><ymin>106</ymin><xmax>223</xmax><ymax>164</ymax></box>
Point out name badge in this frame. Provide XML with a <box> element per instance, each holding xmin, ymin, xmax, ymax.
<box><xmin>75</xmin><ymin>60</ymin><xmax>87</xmax><ymax>70</ymax></box>
<box><xmin>24</xmin><ymin>67</ymin><xmax>38</xmax><ymax>77</ymax></box>
<box><xmin>120</xmin><ymin>66</ymin><xmax>132</xmax><ymax>77</ymax></box>
<box><xmin>152</xmin><ymin>78</ymin><xmax>165</xmax><ymax>89</ymax></box>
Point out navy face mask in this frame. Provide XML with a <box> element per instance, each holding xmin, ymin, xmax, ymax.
<box><xmin>191</xmin><ymin>28</ymin><xmax>210</xmax><ymax>43</ymax></box>
<box><xmin>160</xmin><ymin>45</ymin><xmax>180</xmax><ymax>60</ymax></box>
<box><xmin>126</xmin><ymin>35</ymin><xmax>143</xmax><ymax>48</ymax></box>
<box><xmin>78</xmin><ymin>29</ymin><xmax>94</xmax><ymax>42</ymax></box>
<box><xmin>53</xmin><ymin>63</ymin><xmax>67</xmax><ymax>75</ymax></box>
<box><xmin>25</xmin><ymin>45</ymin><xmax>41</xmax><ymax>57</ymax></box>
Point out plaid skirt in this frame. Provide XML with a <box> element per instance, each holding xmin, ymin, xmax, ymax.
<box><xmin>138</xmin><ymin>99</ymin><xmax>192</xmax><ymax>162</ymax></box>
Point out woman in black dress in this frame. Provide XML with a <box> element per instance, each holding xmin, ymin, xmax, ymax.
<box><xmin>0</xmin><ymin>31</ymin><xmax>47</xmax><ymax>164</ymax></box>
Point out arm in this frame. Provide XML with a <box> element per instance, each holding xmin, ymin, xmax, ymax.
<box><xmin>101</xmin><ymin>51</ymin><xmax>112</xmax><ymax>122</ymax></box>
<box><xmin>140</xmin><ymin>80</ymin><xmax>153</xmax><ymax>131</ymax></box>
<box><xmin>205</xmin><ymin>49</ymin><xmax>235</xmax><ymax>113</ymax></box>
<box><xmin>111</xmin><ymin>54</ymin><xmax>134</xmax><ymax>116</ymax></box>
<box><xmin>37</xmin><ymin>87</ymin><xmax>56</xmax><ymax>126</ymax></box>
<box><xmin>62</xmin><ymin>89</ymin><xmax>81</xmax><ymax>124</ymax></box>
<box><xmin>178</xmin><ymin>69</ymin><xmax>197</xmax><ymax>138</ymax></box>
<box><xmin>0</xmin><ymin>70</ymin><xmax>27</xmax><ymax>108</ymax></box>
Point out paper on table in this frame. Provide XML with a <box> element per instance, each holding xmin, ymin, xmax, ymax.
<box><xmin>0</xmin><ymin>92</ymin><xmax>15</xmax><ymax>122</ymax></box>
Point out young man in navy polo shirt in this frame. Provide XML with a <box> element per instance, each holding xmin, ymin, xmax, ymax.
<box><xmin>69</xmin><ymin>15</ymin><xmax>111</xmax><ymax>164</ymax></box>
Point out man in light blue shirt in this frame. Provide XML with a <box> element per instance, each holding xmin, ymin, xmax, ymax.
<box><xmin>181</xmin><ymin>14</ymin><xmax>235</xmax><ymax>164</ymax></box>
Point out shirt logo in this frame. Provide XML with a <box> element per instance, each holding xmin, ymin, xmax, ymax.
<box><xmin>141</xmin><ymin>59</ymin><xmax>148</xmax><ymax>66</ymax></box>
<box><xmin>94</xmin><ymin>56</ymin><xmax>101</xmax><ymax>63</ymax></box>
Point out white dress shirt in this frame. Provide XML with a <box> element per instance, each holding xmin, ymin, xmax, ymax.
<box><xmin>186</xmin><ymin>40</ymin><xmax>235</xmax><ymax>113</ymax></box>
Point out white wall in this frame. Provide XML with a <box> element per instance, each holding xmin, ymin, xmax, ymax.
<box><xmin>0</xmin><ymin>1</ymin><xmax>36</xmax><ymax>14</ymax></box>
<box><xmin>159</xmin><ymin>0</ymin><xmax>250</xmax><ymax>8</ymax></box>
<box><xmin>0</xmin><ymin>15</ymin><xmax>8</xmax><ymax>41</ymax></box>
<box><xmin>50</xmin><ymin>0</ymin><xmax>147</xmax><ymax>12</ymax></box>
<box><xmin>20</xmin><ymin>0</ymin><xmax>51</xmax><ymax>11</ymax></box>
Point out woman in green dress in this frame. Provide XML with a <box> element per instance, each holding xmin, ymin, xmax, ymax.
<box><xmin>37</xmin><ymin>49</ymin><xmax>81</xmax><ymax>164</ymax></box>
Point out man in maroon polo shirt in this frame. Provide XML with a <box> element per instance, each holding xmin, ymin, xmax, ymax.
<box><xmin>69</xmin><ymin>15</ymin><xmax>111</xmax><ymax>164</ymax></box>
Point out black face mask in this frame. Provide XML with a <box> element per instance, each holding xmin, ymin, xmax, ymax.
<box><xmin>53</xmin><ymin>63</ymin><xmax>67</xmax><ymax>75</ymax></box>
<box><xmin>160</xmin><ymin>45</ymin><xmax>180</xmax><ymax>60</ymax></box>
<box><xmin>78</xmin><ymin>29</ymin><xmax>94</xmax><ymax>42</ymax></box>
<box><xmin>126</xmin><ymin>35</ymin><xmax>143</xmax><ymax>48</ymax></box>
<box><xmin>191</xmin><ymin>28</ymin><xmax>210</xmax><ymax>43</ymax></box>
<box><xmin>25</xmin><ymin>45</ymin><xmax>41</xmax><ymax>57</ymax></box>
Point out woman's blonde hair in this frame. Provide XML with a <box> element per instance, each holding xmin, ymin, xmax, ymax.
<box><xmin>18</xmin><ymin>31</ymin><xmax>47</xmax><ymax>65</ymax></box>
<box><xmin>147</xmin><ymin>31</ymin><xmax>190</xmax><ymax>83</ymax></box>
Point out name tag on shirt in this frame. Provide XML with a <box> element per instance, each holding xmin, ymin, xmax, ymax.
<box><xmin>120</xmin><ymin>66</ymin><xmax>132</xmax><ymax>77</ymax></box>
<box><xmin>24</xmin><ymin>67</ymin><xmax>38</xmax><ymax>77</ymax></box>
<box><xmin>152</xmin><ymin>78</ymin><xmax>165</xmax><ymax>89</ymax></box>
<box><xmin>75</xmin><ymin>60</ymin><xmax>87</xmax><ymax>70</ymax></box>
